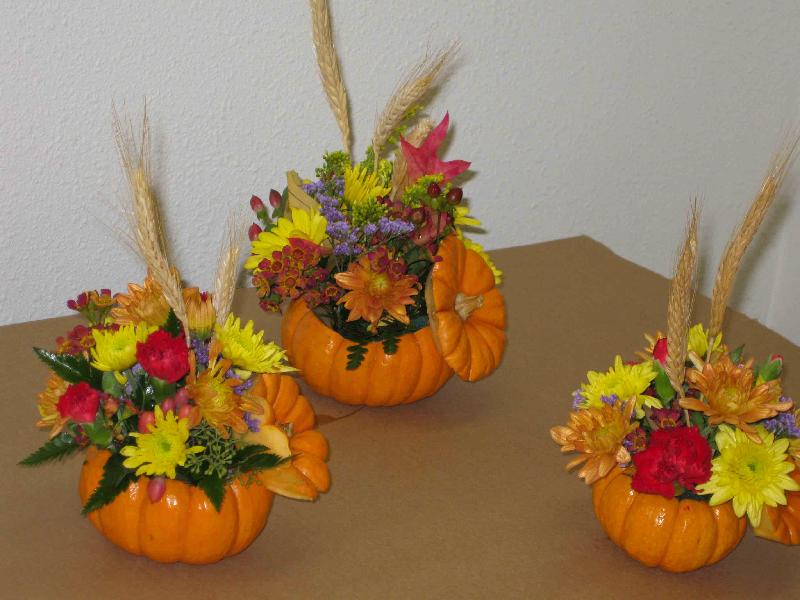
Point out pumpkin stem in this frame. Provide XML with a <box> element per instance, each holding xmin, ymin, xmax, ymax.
<box><xmin>455</xmin><ymin>292</ymin><xmax>484</xmax><ymax>321</ymax></box>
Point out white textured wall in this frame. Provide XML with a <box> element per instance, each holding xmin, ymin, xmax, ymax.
<box><xmin>2</xmin><ymin>1</ymin><xmax>800</xmax><ymax>343</ymax></box>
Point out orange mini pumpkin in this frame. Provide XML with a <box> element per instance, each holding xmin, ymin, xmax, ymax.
<box><xmin>281</xmin><ymin>299</ymin><xmax>453</xmax><ymax>406</ymax></box>
<box><xmin>78</xmin><ymin>374</ymin><xmax>330</xmax><ymax>564</ymax></box>
<box><xmin>592</xmin><ymin>467</ymin><xmax>746</xmax><ymax>573</ymax></box>
<box><xmin>426</xmin><ymin>235</ymin><xmax>506</xmax><ymax>382</ymax></box>
<box><xmin>753</xmin><ymin>468</ymin><xmax>800</xmax><ymax>544</ymax></box>
<box><xmin>281</xmin><ymin>235</ymin><xmax>506</xmax><ymax>405</ymax></box>
<box><xmin>79</xmin><ymin>448</ymin><xmax>274</xmax><ymax>564</ymax></box>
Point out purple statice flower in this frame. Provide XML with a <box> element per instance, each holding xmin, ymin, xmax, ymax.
<box><xmin>243</xmin><ymin>412</ymin><xmax>261</xmax><ymax>433</ymax></box>
<box><xmin>191</xmin><ymin>338</ymin><xmax>209</xmax><ymax>366</ymax></box>
<box><xmin>334</xmin><ymin>242</ymin><xmax>354</xmax><ymax>255</ymax></box>
<box><xmin>761</xmin><ymin>402</ymin><xmax>800</xmax><ymax>438</ymax></box>
<box><xmin>234</xmin><ymin>377</ymin><xmax>255</xmax><ymax>395</ymax></box>
<box><xmin>571</xmin><ymin>390</ymin><xmax>584</xmax><ymax>410</ymax></box>
<box><xmin>600</xmin><ymin>394</ymin><xmax>619</xmax><ymax>407</ymax></box>
<box><xmin>377</xmin><ymin>216</ymin><xmax>415</xmax><ymax>236</ymax></box>
<box><xmin>363</xmin><ymin>222</ymin><xmax>378</xmax><ymax>237</ymax></box>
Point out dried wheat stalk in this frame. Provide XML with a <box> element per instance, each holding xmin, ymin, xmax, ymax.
<box><xmin>213</xmin><ymin>212</ymin><xmax>244</xmax><ymax>324</ymax></box>
<box><xmin>665</xmin><ymin>202</ymin><xmax>700</xmax><ymax>394</ymax></box>
<box><xmin>390</xmin><ymin>117</ymin><xmax>434</xmax><ymax>195</ymax></box>
<box><xmin>309</xmin><ymin>0</ymin><xmax>351</xmax><ymax>156</ymax></box>
<box><xmin>112</xmin><ymin>106</ymin><xmax>190</xmax><ymax>338</ymax></box>
<box><xmin>708</xmin><ymin>136</ymin><xmax>799</xmax><ymax>336</ymax></box>
<box><xmin>372</xmin><ymin>44</ymin><xmax>457</xmax><ymax>169</ymax></box>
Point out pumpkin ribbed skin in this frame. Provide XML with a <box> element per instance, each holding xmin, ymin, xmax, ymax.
<box><xmin>754</xmin><ymin>469</ymin><xmax>800</xmax><ymax>544</ymax></box>
<box><xmin>78</xmin><ymin>373</ymin><xmax>329</xmax><ymax>563</ymax></box>
<box><xmin>592</xmin><ymin>467</ymin><xmax>746</xmax><ymax>572</ymax></box>
<box><xmin>79</xmin><ymin>448</ymin><xmax>274</xmax><ymax>564</ymax></box>
<box><xmin>281</xmin><ymin>299</ymin><xmax>453</xmax><ymax>406</ymax></box>
<box><xmin>426</xmin><ymin>236</ymin><xmax>506</xmax><ymax>382</ymax></box>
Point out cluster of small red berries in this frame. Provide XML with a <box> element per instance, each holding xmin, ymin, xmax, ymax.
<box><xmin>66</xmin><ymin>289</ymin><xmax>116</xmax><ymax>325</ymax></box>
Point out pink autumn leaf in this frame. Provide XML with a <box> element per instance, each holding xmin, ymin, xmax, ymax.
<box><xmin>400</xmin><ymin>112</ymin><xmax>471</xmax><ymax>183</ymax></box>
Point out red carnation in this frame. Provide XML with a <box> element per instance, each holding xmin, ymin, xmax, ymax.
<box><xmin>652</xmin><ymin>337</ymin><xmax>668</xmax><ymax>364</ymax></box>
<box><xmin>631</xmin><ymin>426</ymin><xmax>712</xmax><ymax>498</ymax></box>
<box><xmin>57</xmin><ymin>381</ymin><xmax>103</xmax><ymax>423</ymax></box>
<box><xmin>136</xmin><ymin>330</ymin><xmax>189</xmax><ymax>383</ymax></box>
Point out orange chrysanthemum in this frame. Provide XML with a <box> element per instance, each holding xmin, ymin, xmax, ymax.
<box><xmin>334</xmin><ymin>250</ymin><xmax>418</xmax><ymax>332</ymax></box>
<box><xmin>183</xmin><ymin>287</ymin><xmax>216</xmax><ymax>339</ymax></box>
<box><xmin>37</xmin><ymin>373</ymin><xmax>70</xmax><ymax>437</ymax></box>
<box><xmin>550</xmin><ymin>398</ymin><xmax>637</xmax><ymax>484</ymax></box>
<box><xmin>185</xmin><ymin>341</ymin><xmax>261</xmax><ymax>437</ymax></box>
<box><xmin>682</xmin><ymin>355</ymin><xmax>792</xmax><ymax>442</ymax></box>
<box><xmin>112</xmin><ymin>276</ymin><xmax>170</xmax><ymax>327</ymax></box>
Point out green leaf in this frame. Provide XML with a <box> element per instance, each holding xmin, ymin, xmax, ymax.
<box><xmin>33</xmin><ymin>348</ymin><xmax>103</xmax><ymax>390</ymax></box>
<box><xmin>382</xmin><ymin>336</ymin><xmax>399</xmax><ymax>355</ymax></box>
<box><xmin>198</xmin><ymin>474</ymin><xmax>225</xmax><ymax>512</ymax></box>
<box><xmin>162</xmin><ymin>309</ymin><xmax>183</xmax><ymax>337</ymax></box>
<box><xmin>729</xmin><ymin>345</ymin><xmax>745</xmax><ymax>364</ymax></box>
<box><xmin>131</xmin><ymin>372</ymin><xmax>158</xmax><ymax>411</ymax></box>
<box><xmin>239</xmin><ymin>451</ymin><xmax>288</xmax><ymax>474</ymax></box>
<box><xmin>101</xmin><ymin>371</ymin><xmax>123</xmax><ymax>396</ymax></box>
<box><xmin>346</xmin><ymin>344</ymin><xmax>367</xmax><ymax>370</ymax></box>
<box><xmin>83</xmin><ymin>415</ymin><xmax>113</xmax><ymax>448</ymax></box>
<box><xmin>151</xmin><ymin>378</ymin><xmax>177</xmax><ymax>402</ymax></box>
<box><xmin>758</xmin><ymin>357</ymin><xmax>783</xmax><ymax>382</ymax></box>
<box><xmin>653</xmin><ymin>365</ymin><xmax>676</xmax><ymax>403</ymax></box>
<box><xmin>234</xmin><ymin>444</ymin><xmax>269</xmax><ymax>462</ymax></box>
<box><xmin>19</xmin><ymin>434</ymin><xmax>78</xmax><ymax>466</ymax></box>
<box><xmin>82</xmin><ymin>453</ymin><xmax>135</xmax><ymax>515</ymax></box>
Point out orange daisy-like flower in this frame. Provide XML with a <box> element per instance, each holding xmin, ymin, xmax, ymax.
<box><xmin>682</xmin><ymin>354</ymin><xmax>792</xmax><ymax>442</ymax></box>
<box><xmin>112</xmin><ymin>276</ymin><xmax>170</xmax><ymax>327</ymax></box>
<box><xmin>37</xmin><ymin>373</ymin><xmax>70</xmax><ymax>437</ymax></box>
<box><xmin>334</xmin><ymin>249</ymin><xmax>419</xmax><ymax>332</ymax></box>
<box><xmin>550</xmin><ymin>398</ymin><xmax>638</xmax><ymax>485</ymax></box>
<box><xmin>185</xmin><ymin>341</ymin><xmax>262</xmax><ymax>437</ymax></box>
<box><xmin>183</xmin><ymin>287</ymin><xmax>216</xmax><ymax>339</ymax></box>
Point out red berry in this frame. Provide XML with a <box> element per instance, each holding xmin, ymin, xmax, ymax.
<box><xmin>174</xmin><ymin>387</ymin><xmax>190</xmax><ymax>408</ymax></box>
<box><xmin>138</xmin><ymin>411</ymin><xmax>155</xmax><ymax>433</ymax></box>
<box><xmin>427</xmin><ymin>182</ymin><xmax>442</xmax><ymax>198</ymax></box>
<box><xmin>250</xmin><ymin>194</ymin><xmax>265</xmax><ymax>212</ymax></box>
<box><xmin>269</xmin><ymin>189</ymin><xmax>283</xmax><ymax>208</ymax></box>
<box><xmin>177</xmin><ymin>404</ymin><xmax>193</xmax><ymax>420</ymax></box>
<box><xmin>148</xmin><ymin>477</ymin><xmax>166</xmax><ymax>503</ymax></box>
<box><xmin>161</xmin><ymin>397</ymin><xmax>175</xmax><ymax>414</ymax></box>
<box><xmin>446</xmin><ymin>187</ymin><xmax>463</xmax><ymax>204</ymax></box>
<box><xmin>248</xmin><ymin>223</ymin><xmax>263</xmax><ymax>241</ymax></box>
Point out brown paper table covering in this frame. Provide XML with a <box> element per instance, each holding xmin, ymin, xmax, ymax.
<box><xmin>1</xmin><ymin>236</ymin><xmax>798</xmax><ymax>598</ymax></box>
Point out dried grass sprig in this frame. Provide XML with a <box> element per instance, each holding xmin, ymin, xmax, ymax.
<box><xmin>213</xmin><ymin>211</ymin><xmax>245</xmax><ymax>324</ymax></box>
<box><xmin>708</xmin><ymin>135</ymin><xmax>799</xmax><ymax>336</ymax></box>
<box><xmin>309</xmin><ymin>0</ymin><xmax>351</xmax><ymax>156</ymax></box>
<box><xmin>372</xmin><ymin>44</ymin><xmax>458</xmax><ymax>169</ymax></box>
<box><xmin>390</xmin><ymin>117</ymin><xmax>433</xmax><ymax>196</ymax></box>
<box><xmin>112</xmin><ymin>106</ymin><xmax>190</xmax><ymax>339</ymax></box>
<box><xmin>665</xmin><ymin>202</ymin><xmax>700</xmax><ymax>395</ymax></box>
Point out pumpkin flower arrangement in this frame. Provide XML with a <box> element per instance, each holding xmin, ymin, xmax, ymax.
<box><xmin>551</xmin><ymin>144</ymin><xmax>800</xmax><ymax>572</ymax></box>
<box><xmin>244</xmin><ymin>0</ymin><xmax>506</xmax><ymax>406</ymax></box>
<box><xmin>20</xmin><ymin>112</ymin><xmax>330</xmax><ymax>564</ymax></box>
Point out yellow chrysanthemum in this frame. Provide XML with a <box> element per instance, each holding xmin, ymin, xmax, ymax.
<box><xmin>698</xmin><ymin>425</ymin><xmax>799</xmax><ymax>526</ymax></box>
<box><xmin>90</xmin><ymin>323</ymin><xmax>155</xmax><ymax>372</ymax></box>
<box><xmin>120</xmin><ymin>406</ymin><xmax>204</xmax><ymax>478</ymax></box>
<box><xmin>214</xmin><ymin>314</ymin><xmax>295</xmax><ymax>374</ymax></box>
<box><xmin>36</xmin><ymin>373</ymin><xmax>69</xmax><ymax>437</ymax></box>
<box><xmin>687</xmin><ymin>323</ymin><xmax>723</xmax><ymax>359</ymax></box>
<box><xmin>343</xmin><ymin>164</ymin><xmax>391</xmax><ymax>205</ymax></box>
<box><xmin>183</xmin><ymin>287</ymin><xmax>216</xmax><ymax>339</ymax></box>
<box><xmin>454</xmin><ymin>205</ymin><xmax>481</xmax><ymax>229</ymax></box>
<box><xmin>112</xmin><ymin>277</ymin><xmax>171</xmax><ymax>327</ymax></box>
<box><xmin>580</xmin><ymin>355</ymin><xmax>660</xmax><ymax>416</ymax></box>
<box><xmin>456</xmin><ymin>230</ymin><xmax>502</xmax><ymax>285</ymax></box>
<box><xmin>245</xmin><ymin>208</ymin><xmax>328</xmax><ymax>271</ymax></box>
